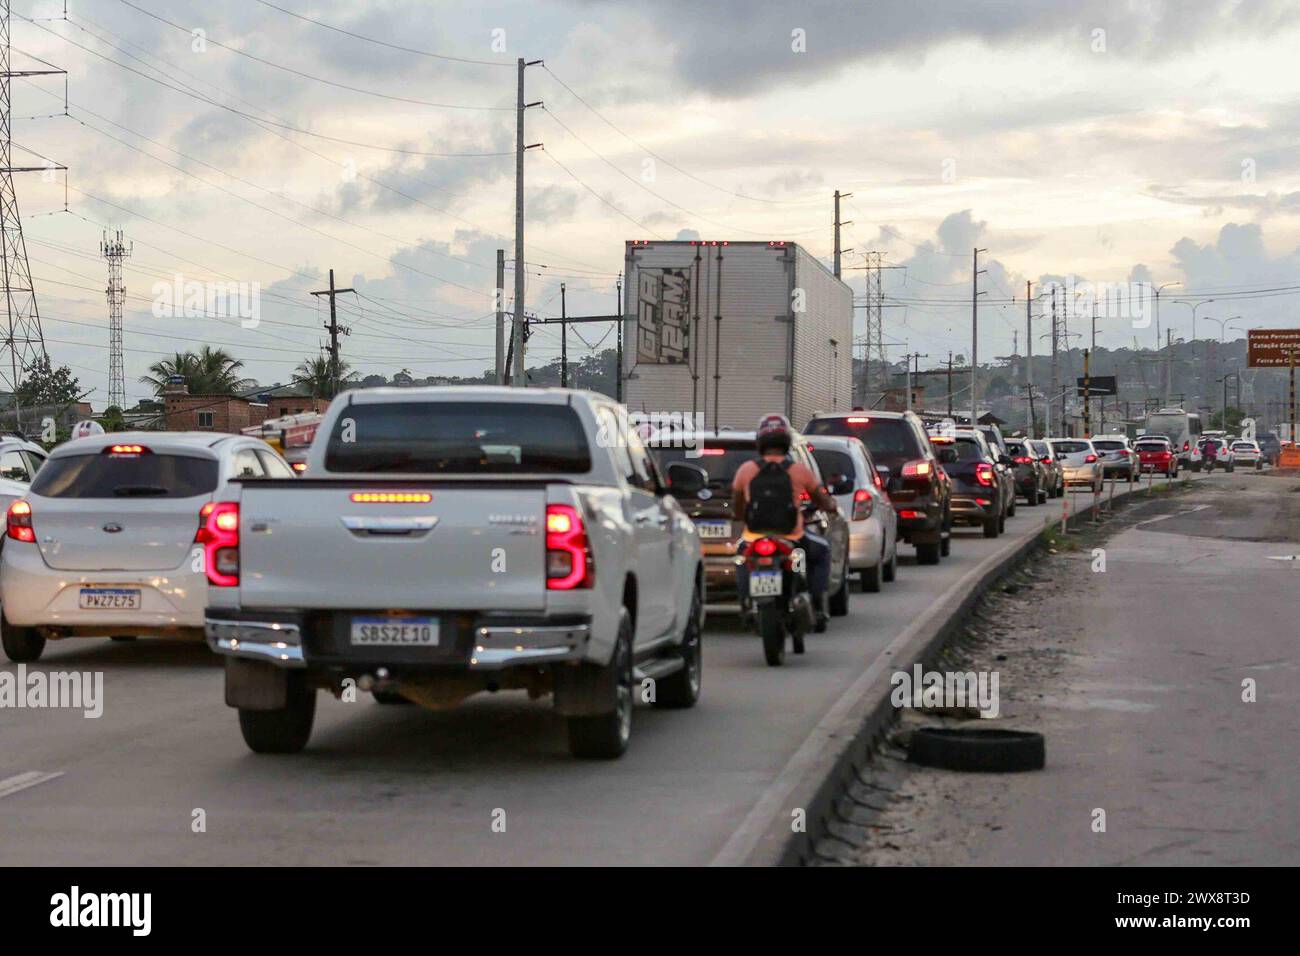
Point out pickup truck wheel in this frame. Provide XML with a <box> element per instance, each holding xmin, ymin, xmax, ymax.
<box><xmin>828</xmin><ymin>567</ymin><xmax>850</xmax><ymax>616</ymax></box>
<box><xmin>916</xmin><ymin>540</ymin><xmax>941</xmax><ymax>565</ymax></box>
<box><xmin>654</xmin><ymin>582</ymin><xmax>702</xmax><ymax>709</ymax></box>
<box><xmin>1</xmin><ymin>617</ymin><xmax>45</xmax><ymax>663</ymax></box>
<box><xmin>237</xmin><ymin>673</ymin><xmax>316</xmax><ymax>754</ymax></box>
<box><xmin>566</xmin><ymin>609</ymin><xmax>634</xmax><ymax>759</ymax></box>
<box><xmin>758</xmin><ymin>605</ymin><xmax>786</xmax><ymax>666</ymax></box>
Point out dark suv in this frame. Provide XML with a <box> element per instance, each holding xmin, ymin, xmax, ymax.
<box><xmin>805</xmin><ymin>411</ymin><xmax>952</xmax><ymax>565</ymax></box>
<box><xmin>939</xmin><ymin>430</ymin><xmax>1009</xmax><ymax>538</ymax></box>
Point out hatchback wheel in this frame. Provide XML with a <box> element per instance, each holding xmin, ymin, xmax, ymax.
<box><xmin>1</xmin><ymin>617</ymin><xmax>45</xmax><ymax>663</ymax></box>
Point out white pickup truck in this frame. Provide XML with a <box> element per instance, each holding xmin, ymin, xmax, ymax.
<box><xmin>204</xmin><ymin>386</ymin><xmax>706</xmax><ymax>759</ymax></box>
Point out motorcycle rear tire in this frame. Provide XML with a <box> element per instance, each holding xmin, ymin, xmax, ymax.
<box><xmin>758</xmin><ymin>605</ymin><xmax>786</xmax><ymax>667</ymax></box>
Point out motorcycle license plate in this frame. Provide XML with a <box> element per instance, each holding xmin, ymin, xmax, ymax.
<box><xmin>749</xmin><ymin>570</ymin><xmax>782</xmax><ymax>597</ymax></box>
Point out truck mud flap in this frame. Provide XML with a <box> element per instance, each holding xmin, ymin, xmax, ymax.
<box><xmin>553</xmin><ymin>662</ymin><xmax>617</xmax><ymax>717</ymax></box>
<box><xmin>225</xmin><ymin>657</ymin><xmax>289</xmax><ymax>711</ymax></box>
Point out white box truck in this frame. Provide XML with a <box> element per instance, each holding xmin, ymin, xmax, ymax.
<box><xmin>622</xmin><ymin>240</ymin><xmax>853</xmax><ymax>431</ymax></box>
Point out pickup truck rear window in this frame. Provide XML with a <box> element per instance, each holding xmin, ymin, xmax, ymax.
<box><xmin>30</xmin><ymin>453</ymin><xmax>219</xmax><ymax>498</ymax></box>
<box><xmin>324</xmin><ymin>402</ymin><xmax>592</xmax><ymax>474</ymax></box>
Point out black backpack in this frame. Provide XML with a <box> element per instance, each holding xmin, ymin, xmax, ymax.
<box><xmin>744</xmin><ymin>459</ymin><xmax>798</xmax><ymax>534</ymax></box>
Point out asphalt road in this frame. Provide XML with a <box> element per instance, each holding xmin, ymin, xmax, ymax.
<box><xmin>857</xmin><ymin>470</ymin><xmax>1298</xmax><ymax>866</ymax></box>
<box><xmin>0</xmin><ymin>487</ymin><xmax>1094</xmax><ymax>866</ymax></box>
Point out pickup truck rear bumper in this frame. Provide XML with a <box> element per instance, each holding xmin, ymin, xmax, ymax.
<box><xmin>205</xmin><ymin>609</ymin><xmax>592</xmax><ymax>671</ymax></box>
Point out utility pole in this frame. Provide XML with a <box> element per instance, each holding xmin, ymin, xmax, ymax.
<box><xmin>1049</xmin><ymin>285</ymin><xmax>1060</xmax><ymax>437</ymax></box>
<box><xmin>309</xmin><ymin>268</ymin><xmax>354</xmax><ymax>396</ymax></box>
<box><xmin>833</xmin><ymin>191</ymin><xmax>852</xmax><ymax>280</ymax></box>
<box><xmin>1082</xmin><ymin>348</ymin><xmax>1091</xmax><ymax>438</ymax></box>
<box><xmin>101</xmin><ymin>229</ymin><xmax>131</xmax><ymax>412</ymax></box>
<box><xmin>1025</xmin><ymin>280</ymin><xmax>1034</xmax><ymax>438</ymax></box>
<box><xmin>494</xmin><ymin>249</ymin><xmax>505</xmax><ymax>384</ymax></box>
<box><xmin>511</xmin><ymin>56</ymin><xmax>544</xmax><ymax>386</ymax></box>
<box><xmin>970</xmin><ymin>247</ymin><xmax>987</xmax><ymax>426</ymax></box>
<box><xmin>904</xmin><ymin>352</ymin><xmax>912</xmax><ymax>412</ymax></box>
<box><xmin>559</xmin><ymin>282</ymin><xmax>567</xmax><ymax>388</ymax></box>
<box><xmin>616</xmin><ymin>273</ymin><xmax>624</xmax><ymax>402</ymax></box>
<box><xmin>1</xmin><ymin>0</ymin><xmax>65</xmax><ymax>430</ymax></box>
<box><xmin>947</xmin><ymin>352</ymin><xmax>954</xmax><ymax>417</ymax></box>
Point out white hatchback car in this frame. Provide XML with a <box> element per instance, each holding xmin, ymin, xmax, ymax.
<box><xmin>1049</xmin><ymin>438</ymin><xmax>1103</xmax><ymax>492</ymax></box>
<box><xmin>1</xmin><ymin>431</ymin><xmax>294</xmax><ymax>662</ymax></box>
<box><xmin>0</xmin><ymin>434</ymin><xmax>49</xmax><ymax>515</ymax></box>
<box><xmin>808</xmin><ymin>434</ymin><xmax>899</xmax><ymax>593</ymax></box>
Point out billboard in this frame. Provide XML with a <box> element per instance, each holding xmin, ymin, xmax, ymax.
<box><xmin>635</xmin><ymin>267</ymin><xmax>690</xmax><ymax>365</ymax></box>
<box><xmin>1247</xmin><ymin>328</ymin><xmax>1300</xmax><ymax>368</ymax></box>
<box><xmin>1076</xmin><ymin>375</ymin><xmax>1117</xmax><ymax>396</ymax></box>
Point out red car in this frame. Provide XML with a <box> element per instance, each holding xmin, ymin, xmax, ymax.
<box><xmin>1135</xmin><ymin>436</ymin><xmax>1179</xmax><ymax>477</ymax></box>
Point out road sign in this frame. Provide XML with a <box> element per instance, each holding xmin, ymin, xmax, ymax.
<box><xmin>1076</xmin><ymin>375</ymin><xmax>1117</xmax><ymax>396</ymax></box>
<box><xmin>1247</xmin><ymin>329</ymin><xmax>1300</xmax><ymax>367</ymax></box>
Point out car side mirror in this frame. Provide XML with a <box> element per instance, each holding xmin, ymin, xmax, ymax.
<box><xmin>665</xmin><ymin>461</ymin><xmax>708</xmax><ymax>497</ymax></box>
<box><xmin>937</xmin><ymin>446</ymin><xmax>958</xmax><ymax>465</ymax></box>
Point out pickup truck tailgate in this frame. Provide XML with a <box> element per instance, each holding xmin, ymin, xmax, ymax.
<box><xmin>237</xmin><ymin>484</ymin><xmax>548</xmax><ymax>611</ymax></box>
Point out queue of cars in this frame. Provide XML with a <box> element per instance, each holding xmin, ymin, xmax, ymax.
<box><xmin>9</xmin><ymin>393</ymin><xmax>1264</xmax><ymax>760</ymax></box>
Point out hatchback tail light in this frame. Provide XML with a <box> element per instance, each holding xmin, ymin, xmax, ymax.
<box><xmin>196</xmin><ymin>502</ymin><xmax>240</xmax><ymax>587</ymax></box>
<box><xmin>1084</xmin><ymin>454</ymin><xmax>1098</xmax><ymax>463</ymax></box>
<box><xmin>545</xmin><ymin>504</ymin><xmax>592</xmax><ymax>590</ymax></box>
<box><xmin>6</xmin><ymin>499</ymin><xmax>34</xmax><ymax>543</ymax></box>
<box><xmin>852</xmin><ymin>488</ymin><xmax>873</xmax><ymax>521</ymax></box>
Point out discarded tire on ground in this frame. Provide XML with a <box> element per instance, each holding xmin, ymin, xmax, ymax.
<box><xmin>907</xmin><ymin>727</ymin><xmax>1045</xmax><ymax>772</ymax></box>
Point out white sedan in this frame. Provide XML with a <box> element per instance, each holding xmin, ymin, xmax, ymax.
<box><xmin>1</xmin><ymin>431</ymin><xmax>294</xmax><ymax>662</ymax></box>
<box><xmin>809</xmin><ymin>434</ymin><xmax>899</xmax><ymax>593</ymax></box>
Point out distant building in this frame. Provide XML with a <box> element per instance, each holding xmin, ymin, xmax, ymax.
<box><xmin>157</xmin><ymin>380</ymin><xmax>269</xmax><ymax>433</ymax></box>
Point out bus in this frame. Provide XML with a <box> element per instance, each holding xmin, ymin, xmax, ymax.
<box><xmin>1141</xmin><ymin>407</ymin><xmax>1203</xmax><ymax>468</ymax></box>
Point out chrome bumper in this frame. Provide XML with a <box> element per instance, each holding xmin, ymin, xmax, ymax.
<box><xmin>206</xmin><ymin>618</ymin><xmax>306</xmax><ymax>668</ymax></box>
<box><xmin>470</xmin><ymin>622</ymin><xmax>591</xmax><ymax>668</ymax></box>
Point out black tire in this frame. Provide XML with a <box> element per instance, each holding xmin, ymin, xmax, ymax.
<box><xmin>882</xmin><ymin>544</ymin><xmax>898</xmax><ymax>582</ymax></box>
<box><xmin>828</xmin><ymin>566</ymin><xmax>850</xmax><ymax>616</ymax></box>
<box><xmin>859</xmin><ymin>557</ymin><xmax>883</xmax><ymax>593</ymax></box>
<box><xmin>1</xmin><ymin>616</ymin><xmax>44</xmax><ymax>663</ymax></box>
<box><xmin>372</xmin><ymin>687</ymin><xmax>412</xmax><ymax>705</ymax></box>
<box><xmin>1006</xmin><ymin>495</ymin><xmax>1016</xmax><ymax>517</ymax></box>
<box><xmin>110</xmin><ymin>635</ymin><xmax>138</xmax><ymax>643</ymax></box>
<box><xmin>237</xmin><ymin>673</ymin><xmax>316</xmax><ymax>754</ymax></box>
<box><xmin>758</xmin><ymin>604</ymin><xmax>786</xmax><ymax>666</ymax></box>
<box><xmin>908</xmin><ymin>727</ymin><xmax>1045</xmax><ymax>772</ymax></box>
<box><xmin>792</xmin><ymin>632</ymin><xmax>806</xmax><ymax>654</ymax></box>
<box><xmin>567</xmin><ymin>609</ymin><xmax>634</xmax><ymax>758</ymax></box>
<box><xmin>916</xmin><ymin>540</ymin><xmax>941</xmax><ymax>565</ymax></box>
<box><xmin>1025</xmin><ymin>481</ymin><xmax>1039</xmax><ymax>506</ymax></box>
<box><xmin>983</xmin><ymin>515</ymin><xmax>999</xmax><ymax>538</ymax></box>
<box><xmin>654</xmin><ymin>578</ymin><xmax>702</xmax><ymax>709</ymax></box>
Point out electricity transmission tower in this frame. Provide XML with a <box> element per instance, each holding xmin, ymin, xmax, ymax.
<box><xmin>101</xmin><ymin>229</ymin><xmax>131</xmax><ymax>411</ymax></box>
<box><xmin>1</xmin><ymin>0</ymin><xmax>64</xmax><ymax>426</ymax></box>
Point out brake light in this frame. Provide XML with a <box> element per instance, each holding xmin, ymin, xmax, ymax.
<box><xmin>699</xmin><ymin>448</ymin><xmax>726</xmax><ymax>456</ymax></box>
<box><xmin>349</xmin><ymin>492</ymin><xmax>433</xmax><ymax>503</ymax></box>
<box><xmin>752</xmin><ymin>537</ymin><xmax>779</xmax><ymax>556</ymax></box>
<box><xmin>6</xmin><ymin>499</ymin><xmax>34</xmax><ymax>543</ymax></box>
<box><xmin>975</xmin><ymin>462</ymin><xmax>995</xmax><ymax>487</ymax></box>
<box><xmin>798</xmin><ymin>490</ymin><xmax>811</xmax><ymax>503</ymax></box>
<box><xmin>291</xmin><ymin>461</ymin><xmax>307</xmax><ymax>474</ymax></box>
<box><xmin>104</xmin><ymin>444</ymin><xmax>149</xmax><ymax>456</ymax></box>
<box><xmin>1183</xmin><ymin>441</ymin><xmax>1190</xmax><ymax>451</ymax></box>
<box><xmin>197</xmin><ymin>502</ymin><xmax>240</xmax><ymax>587</ymax></box>
<box><xmin>1014</xmin><ymin>456</ymin><xmax>1033</xmax><ymax>465</ymax></box>
<box><xmin>847</xmin><ymin>416</ymin><xmax>870</xmax><ymax>424</ymax></box>
<box><xmin>1038</xmin><ymin>456</ymin><xmax>1051</xmax><ymax>463</ymax></box>
<box><xmin>852</xmin><ymin>488</ymin><xmax>873</xmax><ymax>521</ymax></box>
<box><xmin>1084</xmin><ymin>454</ymin><xmax>1098</xmax><ymax>463</ymax></box>
<box><xmin>897</xmin><ymin>509</ymin><xmax>921</xmax><ymax>519</ymax></box>
<box><xmin>545</xmin><ymin>503</ymin><xmax>592</xmax><ymax>590</ymax></box>
<box><xmin>901</xmin><ymin>460</ymin><xmax>932</xmax><ymax>478</ymax></box>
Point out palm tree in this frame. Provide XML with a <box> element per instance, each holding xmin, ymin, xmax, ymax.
<box><xmin>140</xmin><ymin>346</ymin><xmax>254</xmax><ymax>395</ymax></box>
<box><xmin>295</xmin><ymin>354</ymin><xmax>354</xmax><ymax>399</ymax></box>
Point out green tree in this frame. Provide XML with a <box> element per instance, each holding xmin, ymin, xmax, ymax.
<box><xmin>139</xmin><ymin>346</ymin><xmax>254</xmax><ymax>395</ymax></box>
<box><xmin>14</xmin><ymin>355</ymin><xmax>83</xmax><ymax>408</ymax></box>
<box><xmin>295</xmin><ymin>354</ymin><xmax>354</xmax><ymax>399</ymax></box>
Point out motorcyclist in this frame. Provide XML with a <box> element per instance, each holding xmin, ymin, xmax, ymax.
<box><xmin>731</xmin><ymin>414</ymin><xmax>838</xmax><ymax>630</ymax></box>
<box><xmin>1202</xmin><ymin>437</ymin><xmax>1219</xmax><ymax>470</ymax></box>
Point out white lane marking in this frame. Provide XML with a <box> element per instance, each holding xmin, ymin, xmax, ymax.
<box><xmin>0</xmin><ymin>771</ymin><xmax>65</xmax><ymax>799</ymax></box>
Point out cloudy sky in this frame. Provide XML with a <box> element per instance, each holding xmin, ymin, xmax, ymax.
<box><xmin>10</xmin><ymin>0</ymin><xmax>1300</xmax><ymax>409</ymax></box>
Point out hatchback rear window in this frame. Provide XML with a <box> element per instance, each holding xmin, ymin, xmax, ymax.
<box><xmin>30</xmin><ymin>452</ymin><xmax>219</xmax><ymax>498</ymax></box>
<box><xmin>323</xmin><ymin>402</ymin><xmax>591</xmax><ymax>474</ymax></box>
<box><xmin>1053</xmin><ymin>441</ymin><xmax>1090</xmax><ymax>454</ymax></box>
<box><xmin>810</xmin><ymin>449</ymin><xmax>855</xmax><ymax>487</ymax></box>
<box><xmin>1092</xmin><ymin>441</ymin><xmax>1124</xmax><ymax>450</ymax></box>
<box><xmin>805</xmin><ymin>416</ymin><xmax>921</xmax><ymax>468</ymax></box>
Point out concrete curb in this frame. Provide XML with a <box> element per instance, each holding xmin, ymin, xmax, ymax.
<box><xmin>709</xmin><ymin>479</ymin><xmax>1154</xmax><ymax>866</ymax></box>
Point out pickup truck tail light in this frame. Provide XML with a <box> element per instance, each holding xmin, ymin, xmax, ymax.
<box><xmin>852</xmin><ymin>488</ymin><xmax>873</xmax><ymax>520</ymax></box>
<box><xmin>900</xmin><ymin>459</ymin><xmax>932</xmax><ymax>478</ymax></box>
<box><xmin>975</xmin><ymin>462</ymin><xmax>995</xmax><ymax>487</ymax></box>
<box><xmin>545</xmin><ymin>504</ymin><xmax>592</xmax><ymax>590</ymax></box>
<box><xmin>196</xmin><ymin>502</ymin><xmax>240</xmax><ymax>587</ymax></box>
<box><xmin>6</xmin><ymin>499</ymin><xmax>34</xmax><ymax>543</ymax></box>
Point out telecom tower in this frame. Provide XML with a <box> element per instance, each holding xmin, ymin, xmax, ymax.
<box><xmin>101</xmin><ymin>230</ymin><xmax>131</xmax><ymax>410</ymax></box>
<box><xmin>1</xmin><ymin>0</ymin><xmax>64</xmax><ymax>426</ymax></box>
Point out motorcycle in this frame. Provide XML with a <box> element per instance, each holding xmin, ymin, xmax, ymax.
<box><xmin>739</xmin><ymin>535</ymin><xmax>816</xmax><ymax>667</ymax></box>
